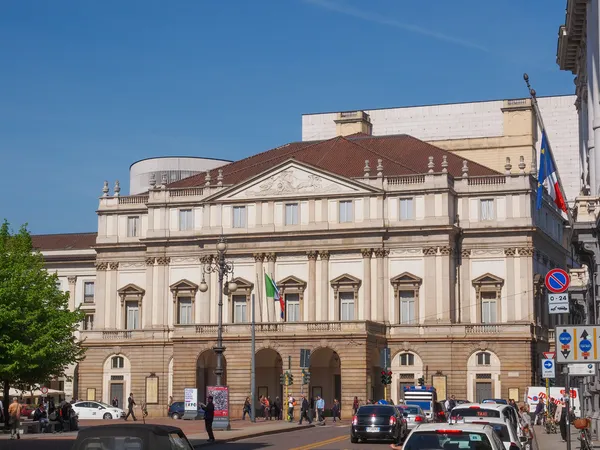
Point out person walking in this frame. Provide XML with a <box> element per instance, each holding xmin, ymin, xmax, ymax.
<box><xmin>8</xmin><ymin>397</ymin><xmax>21</xmax><ymax>440</ymax></box>
<box><xmin>288</xmin><ymin>394</ymin><xmax>296</xmax><ymax>422</ymax></box>
<box><xmin>242</xmin><ymin>397</ymin><xmax>251</xmax><ymax>420</ymax></box>
<box><xmin>204</xmin><ymin>395</ymin><xmax>215</xmax><ymax>442</ymax></box>
<box><xmin>352</xmin><ymin>396</ymin><xmax>359</xmax><ymax>415</ymax></box>
<box><xmin>274</xmin><ymin>397</ymin><xmax>282</xmax><ymax>420</ymax></box>
<box><xmin>445</xmin><ymin>395</ymin><xmax>457</xmax><ymax>415</ymax></box>
<box><xmin>534</xmin><ymin>399</ymin><xmax>544</xmax><ymax>425</ymax></box>
<box><xmin>555</xmin><ymin>398</ymin><xmax>568</xmax><ymax>442</ymax></box>
<box><xmin>316</xmin><ymin>395</ymin><xmax>325</xmax><ymax>423</ymax></box>
<box><xmin>124</xmin><ymin>393</ymin><xmax>137</xmax><ymax>421</ymax></box>
<box><xmin>298</xmin><ymin>396</ymin><xmax>312</xmax><ymax>424</ymax></box>
<box><xmin>112</xmin><ymin>397</ymin><xmax>119</xmax><ymax>408</ymax></box>
<box><xmin>332</xmin><ymin>399</ymin><xmax>341</xmax><ymax>422</ymax></box>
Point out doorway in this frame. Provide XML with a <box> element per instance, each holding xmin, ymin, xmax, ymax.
<box><xmin>475</xmin><ymin>382</ymin><xmax>492</xmax><ymax>403</ymax></box>
<box><xmin>110</xmin><ymin>383</ymin><xmax>124</xmax><ymax>409</ymax></box>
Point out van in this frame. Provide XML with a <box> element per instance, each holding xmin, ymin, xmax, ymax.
<box><xmin>525</xmin><ymin>387</ymin><xmax>580</xmax><ymax>417</ymax></box>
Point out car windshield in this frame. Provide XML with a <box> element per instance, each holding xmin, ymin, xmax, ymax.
<box><xmin>403</xmin><ymin>431</ymin><xmax>493</xmax><ymax>450</ymax></box>
<box><xmin>357</xmin><ymin>406</ymin><xmax>395</xmax><ymax>415</ymax></box>
<box><xmin>453</xmin><ymin>408</ymin><xmax>501</xmax><ymax>418</ymax></box>
<box><xmin>400</xmin><ymin>406</ymin><xmax>421</xmax><ymax>415</ymax></box>
<box><xmin>77</xmin><ymin>437</ymin><xmax>144</xmax><ymax>450</ymax></box>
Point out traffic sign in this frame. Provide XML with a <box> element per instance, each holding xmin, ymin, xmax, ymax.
<box><xmin>543</xmin><ymin>352</ymin><xmax>556</xmax><ymax>360</ymax></box>
<box><xmin>555</xmin><ymin>326</ymin><xmax>600</xmax><ymax>363</ymax></box>
<box><xmin>549</xmin><ymin>300</ymin><xmax>570</xmax><ymax>315</ymax></box>
<box><xmin>542</xmin><ymin>359</ymin><xmax>555</xmax><ymax>379</ymax></box>
<box><xmin>545</xmin><ymin>269</ymin><xmax>570</xmax><ymax>294</ymax></box>
<box><xmin>569</xmin><ymin>363</ymin><xmax>595</xmax><ymax>375</ymax></box>
<box><xmin>40</xmin><ymin>386</ymin><xmax>48</xmax><ymax>394</ymax></box>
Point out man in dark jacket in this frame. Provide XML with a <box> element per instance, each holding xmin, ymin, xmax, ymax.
<box><xmin>124</xmin><ymin>393</ymin><xmax>137</xmax><ymax>421</ymax></box>
<box><xmin>204</xmin><ymin>396</ymin><xmax>215</xmax><ymax>442</ymax></box>
<box><xmin>298</xmin><ymin>396</ymin><xmax>312</xmax><ymax>424</ymax></box>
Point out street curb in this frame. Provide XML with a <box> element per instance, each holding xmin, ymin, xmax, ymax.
<box><xmin>193</xmin><ymin>423</ymin><xmax>315</xmax><ymax>447</ymax></box>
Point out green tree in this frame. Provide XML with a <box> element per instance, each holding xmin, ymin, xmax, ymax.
<box><xmin>0</xmin><ymin>221</ymin><xmax>85</xmax><ymax>424</ymax></box>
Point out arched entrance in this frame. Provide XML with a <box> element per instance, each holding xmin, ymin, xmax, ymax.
<box><xmin>309</xmin><ymin>348</ymin><xmax>341</xmax><ymax>407</ymax></box>
<box><xmin>256</xmin><ymin>349</ymin><xmax>283</xmax><ymax>410</ymax></box>
<box><xmin>103</xmin><ymin>354</ymin><xmax>131</xmax><ymax>407</ymax></box>
<box><xmin>391</xmin><ymin>351</ymin><xmax>424</xmax><ymax>404</ymax></box>
<box><xmin>196</xmin><ymin>350</ymin><xmax>227</xmax><ymax>403</ymax></box>
<box><xmin>467</xmin><ymin>350</ymin><xmax>501</xmax><ymax>402</ymax></box>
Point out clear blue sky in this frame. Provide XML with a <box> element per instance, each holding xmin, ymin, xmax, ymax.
<box><xmin>0</xmin><ymin>0</ymin><xmax>575</xmax><ymax>234</ymax></box>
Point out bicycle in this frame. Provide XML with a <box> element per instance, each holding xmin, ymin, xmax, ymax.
<box><xmin>574</xmin><ymin>417</ymin><xmax>593</xmax><ymax>450</ymax></box>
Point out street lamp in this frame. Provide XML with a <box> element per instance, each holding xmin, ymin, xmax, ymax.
<box><xmin>198</xmin><ymin>236</ymin><xmax>237</xmax><ymax>388</ymax></box>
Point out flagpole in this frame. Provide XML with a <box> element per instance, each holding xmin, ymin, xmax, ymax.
<box><xmin>523</xmin><ymin>73</ymin><xmax>574</xmax><ymax>225</ymax></box>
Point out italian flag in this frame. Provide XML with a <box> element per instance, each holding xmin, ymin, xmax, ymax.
<box><xmin>265</xmin><ymin>273</ymin><xmax>283</xmax><ymax>319</ymax></box>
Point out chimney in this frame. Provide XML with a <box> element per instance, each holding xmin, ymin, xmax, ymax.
<box><xmin>334</xmin><ymin>111</ymin><xmax>373</xmax><ymax>137</ymax></box>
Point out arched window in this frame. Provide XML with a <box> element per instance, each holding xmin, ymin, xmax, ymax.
<box><xmin>112</xmin><ymin>356</ymin><xmax>124</xmax><ymax>369</ymax></box>
<box><xmin>399</xmin><ymin>353</ymin><xmax>415</xmax><ymax>366</ymax></box>
<box><xmin>477</xmin><ymin>352</ymin><xmax>491</xmax><ymax>366</ymax></box>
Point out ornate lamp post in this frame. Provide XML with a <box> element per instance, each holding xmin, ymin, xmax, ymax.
<box><xmin>198</xmin><ymin>236</ymin><xmax>237</xmax><ymax>388</ymax></box>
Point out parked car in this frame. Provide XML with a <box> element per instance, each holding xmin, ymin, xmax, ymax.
<box><xmin>20</xmin><ymin>404</ymin><xmax>36</xmax><ymax>419</ymax></box>
<box><xmin>432</xmin><ymin>401</ymin><xmax>447</xmax><ymax>422</ymax></box>
<box><xmin>72</xmin><ymin>424</ymin><xmax>194</xmax><ymax>450</ymax></box>
<box><xmin>72</xmin><ymin>401</ymin><xmax>124</xmax><ymax>420</ymax></box>
<box><xmin>168</xmin><ymin>401</ymin><xmax>206</xmax><ymax>420</ymax></box>
<box><xmin>396</xmin><ymin>404</ymin><xmax>427</xmax><ymax>430</ymax></box>
<box><xmin>463</xmin><ymin>417</ymin><xmax>528</xmax><ymax>450</ymax></box>
<box><xmin>351</xmin><ymin>404</ymin><xmax>407</xmax><ymax>444</ymax></box>
<box><xmin>402</xmin><ymin>423</ymin><xmax>509</xmax><ymax>450</ymax></box>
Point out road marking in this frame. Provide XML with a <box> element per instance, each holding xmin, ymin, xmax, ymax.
<box><xmin>289</xmin><ymin>434</ymin><xmax>348</xmax><ymax>450</ymax></box>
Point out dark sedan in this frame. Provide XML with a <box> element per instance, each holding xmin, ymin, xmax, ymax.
<box><xmin>351</xmin><ymin>404</ymin><xmax>407</xmax><ymax>444</ymax></box>
<box><xmin>168</xmin><ymin>401</ymin><xmax>205</xmax><ymax>419</ymax></box>
<box><xmin>72</xmin><ymin>424</ymin><xmax>194</xmax><ymax>450</ymax></box>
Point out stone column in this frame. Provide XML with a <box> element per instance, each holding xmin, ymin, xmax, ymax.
<box><xmin>67</xmin><ymin>276</ymin><xmax>77</xmax><ymax>311</ymax></box>
<box><xmin>156</xmin><ymin>257</ymin><xmax>170</xmax><ymax>327</ymax></box>
<box><xmin>423</xmin><ymin>247</ymin><xmax>438</xmax><ymax>323</ymax></box>
<box><xmin>518</xmin><ymin>247</ymin><xmax>534</xmax><ymax>320</ymax></box>
<box><xmin>361</xmin><ymin>249</ymin><xmax>373</xmax><ymax>320</ymax></box>
<box><xmin>505</xmin><ymin>248</ymin><xmax>516</xmax><ymax>322</ymax></box>
<box><xmin>383</xmin><ymin>249</ymin><xmax>390</xmax><ymax>322</ymax></box>
<box><xmin>94</xmin><ymin>262</ymin><xmax>108</xmax><ymax>329</ymax></box>
<box><xmin>253</xmin><ymin>253</ymin><xmax>265</xmax><ymax>321</ymax></box>
<box><xmin>307</xmin><ymin>251</ymin><xmax>318</xmax><ymax>321</ymax></box>
<box><xmin>439</xmin><ymin>246</ymin><xmax>452</xmax><ymax>323</ymax></box>
<box><xmin>145</xmin><ymin>257</ymin><xmax>155</xmax><ymax>328</ymax></box>
<box><xmin>460</xmin><ymin>250</ymin><xmax>471</xmax><ymax>323</ymax></box>
<box><xmin>319</xmin><ymin>251</ymin><xmax>330</xmax><ymax>321</ymax></box>
<box><xmin>374</xmin><ymin>249</ymin><xmax>385</xmax><ymax>322</ymax></box>
<box><xmin>266</xmin><ymin>253</ymin><xmax>277</xmax><ymax>321</ymax></box>
<box><xmin>109</xmin><ymin>262</ymin><xmax>119</xmax><ymax>329</ymax></box>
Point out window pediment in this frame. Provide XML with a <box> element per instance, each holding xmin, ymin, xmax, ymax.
<box><xmin>391</xmin><ymin>272</ymin><xmax>422</xmax><ymax>288</ymax></box>
<box><xmin>278</xmin><ymin>275</ymin><xmax>307</xmax><ymax>293</ymax></box>
<box><xmin>472</xmin><ymin>273</ymin><xmax>504</xmax><ymax>290</ymax></box>
<box><xmin>231</xmin><ymin>277</ymin><xmax>254</xmax><ymax>295</ymax></box>
<box><xmin>118</xmin><ymin>284</ymin><xmax>145</xmax><ymax>304</ymax></box>
<box><xmin>170</xmin><ymin>279</ymin><xmax>199</xmax><ymax>293</ymax></box>
<box><xmin>330</xmin><ymin>273</ymin><xmax>361</xmax><ymax>289</ymax></box>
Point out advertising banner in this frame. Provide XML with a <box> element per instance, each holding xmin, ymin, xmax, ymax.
<box><xmin>206</xmin><ymin>386</ymin><xmax>229</xmax><ymax>418</ymax></box>
<box><xmin>184</xmin><ymin>388</ymin><xmax>198</xmax><ymax>412</ymax></box>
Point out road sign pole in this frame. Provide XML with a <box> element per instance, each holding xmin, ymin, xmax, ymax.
<box><xmin>565</xmin><ymin>370</ymin><xmax>571</xmax><ymax>450</ymax></box>
<box><xmin>545</xmin><ymin>377</ymin><xmax>549</xmax><ymax>421</ymax></box>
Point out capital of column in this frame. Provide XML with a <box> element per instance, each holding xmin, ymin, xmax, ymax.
<box><xmin>504</xmin><ymin>247</ymin><xmax>516</xmax><ymax>257</ymax></box>
<box><xmin>200</xmin><ymin>255</ymin><xmax>213</xmax><ymax>265</ymax></box>
<box><xmin>518</xmin><ymin>247</ymin><xmax>534</xmax><ymax>257</ymax></box>
<box><xmin>361</xmin><ymin>248</ymin><xmax>373</xmax><ymax>258</ymax></box>
<box><xmin>423</xmin><ymin>247</ymin><xmax>438</xmax><ymax>256</ymax></box>
<box><xmin>109</xmin><ymin>262</ymin><xmax>119</xmax><ymax>270</ymax></box>
<box><xmin>307</xmin><ymin>251</ymin><xmax>318</xmax><ymax>261</ymax></box>
<box><xmin>156</xmin><ymin>257</ymin><xmax>171</xmax><ymax>266</ymax></box>
<box><xmin>461</xmin><ymin>249</ymin><xmax>471</xmax><ymax>259</ymax></box>
<box><xmin>253</xmin><ymin>253</ymin><xmax>265</xmax><ymax>262</ymax></box>
<box><xmin>67</xmin><ymin>276</ymin><xmax>77</xmax><ymax>285</ymax></box>
<box><xmin>319</xmin><ymin>251</ymin><xmax>330</xmax><ymax>260</ymax></box>
<box><xmin>145</xmin><ymin>257</ymin><xmax>155</xmax><ymax>266</ymax></box>
<box><xmin>374</xmin><ymin>248</ymin><xmax>387</xmax><ymax>258</ymax></box>
<box><xmin>95</xmin><ymin>262</ymin><xmax>108</xmax><ymax>271</ymax></box>
<box><xmin>266</xmin><ymin>252</ymin><xmax>277</xmax><ymax>262</ymax></box>
<box><xmin>439</xmin><ymin>246</ymin><xmax>453</xmax><ymax>256</ymax></box>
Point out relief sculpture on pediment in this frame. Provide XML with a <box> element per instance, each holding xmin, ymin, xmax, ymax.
<box><xmin>245</xmin><ymin>170</ymin><xmax>343</xmax><ymax>197</ymax></box>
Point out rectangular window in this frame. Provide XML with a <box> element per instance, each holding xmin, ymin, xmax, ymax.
<box><xmin>480</xmin><ymin>199</ymin><xmax>495</xmax><ymax>221</ymax></box>
<box><xmin>233</xmin><ymin>295</ymin><xmax>247</xmax><ymax>323</ymax></box>
<box><xmin>339</xmin><ymin>291</ymin><xmax>355</xmax><ymax>321</ymax></box>
<box><xmin>399</xmin><ymin>290</ymin><xmax>415</xmax><ymax>324</ymax></box>
<box><xmin>338</xmin><ymin>201</ymin><xmax>353</xmax><ymax>223</ymax></box>
<box><xmin>84</xmin><ymin>282</ymin><xmax>95</xmax><ymax>303</ymax></box>
<box><xmin>481</xmin><ymin>292</ymin><xmax>497</xmax><ymax>324</ymax></box>
<box><xmin>232</xmin><ymin>206</ymin><xmax>247</xmax><ymax>228</ymax></box>
<box><xmin>399</xmin><ymin>198</ymin><xmax>414</xmax><ymax>220</ymax></box>
<box><xmin>127</xmin><ymin>216</ymin><xmax>140</xmax><ymax>237</ymax></box>
<box><xmin>285</xmin><ymin>203</ymin><xmax>299</xmax><ymax>225</ymax></box>
<box><xmin>83</xmin><ymin>313</ymin><xmax>94</xmax><ymax>331</ymax></box>
<box><xmin>126</xmin><ymin>301</ymin><xmax>140</xmax><ymax>330</ymax></box>
<box><xmin>177</xmin><ymin>297</ymin><xmax>193</xmax><ymax>325</ymax></box>
<box><xmin>285</xmin><ymin>293</ymin><xmax>300</xmax><ymax>322</ymax></box>
<box><xmin>179</xmin><ymin>209</ymin><xmax>193</xmax><ymax>231</ymax></box>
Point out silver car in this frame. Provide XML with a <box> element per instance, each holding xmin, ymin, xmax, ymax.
<box><xmin>397</xmin><ymin>404</ymin><xmax>427</xmax><ymax>430</ymax></box>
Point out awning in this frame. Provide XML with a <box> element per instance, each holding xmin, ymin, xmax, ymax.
<box><xmin>1</xmin><ymin>388</ymin><xmax>65</xmax><ymax>398</ymax></box>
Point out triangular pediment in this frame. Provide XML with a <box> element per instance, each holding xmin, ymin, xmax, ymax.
<box><xmin>390</xmin><ymin>272</ymin><xmax>422</xmax><ymax>286</ymax></box>
<box><xmin>206</xmin><ymin>159</ymin><xmax>380</xmax><ymax>201</ymax></box>
<box><xmin>231</xmin><ymin>277</ymin><xmax>254</xmax><ymax>289</ymax></box>
<box><xmin>169</xmin><ymin>279</ymin><xmax>199</xmax><ymax>292</ymax></box>
<box><xmin>472</xmin><ymin>273</ymin><xmax>504</xmax><ymax>286</ymax></box>
<box><xmin>330</xmin><ymin>273</ymin><xmax>362</xmax><ymax>287</ymax></box>
<box><xmin>117</xmin><ymin>283</ymin><xmax>145</xmax><ymax>296</ymax></box>
<box><xmin>278</xmin><ymin>275</ymin><xmax>307</xmax><ymax>287</ymax></box>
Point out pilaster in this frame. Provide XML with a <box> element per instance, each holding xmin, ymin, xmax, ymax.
<box><xmin>505</xmin><ymin>248</ymin><xmax>516</xmax><ymax>322</ymax></box>
<box><xmin>109</xmin><ymin>262</ymin><xmax>119</xmax><ymax>329</ymax></box>
<box><xmin>156</xmin><ymin>257</ymin><xmax>170</xmax><ymax>327</ymax></box>
<box><xmin>423</xmin><ymin>247</ymin><xmax>438</xmax><ymax>323</ymax></box>
<box><xmin>383</xmin><ymin>249</ymin><xmax>390</xmax><ymax>322</ymax></box>
<box><xmin>518</xmin><ymin>247</ymin><xmax>534</xmax><ymax>320</ymax></box>
<box><xmin>145</xmin><ymin>258</ymin><xmax>155</xmax><ymax>328</ymax></box>
<box><xmin>460</xmin><ymin>250</ymin><xmax>471</xmax><ymax>324</ymax></box>
<box><xmin>94</xmin><ymin>262</ymin><xmax>108</xmax><ymax>329</ymax></box>
<box><xmin>361</xmin><ymin>249</ymin><xmax>373</xmax><ymax>321</ymax></box>
<box><xmin>67</xmin><ymin>276</ymin><xmax>77</xmax><ymax>311</ymax></box>
<box><xmin>374</xmin><ymin>249</ymin><xmax>385</xmax><ymax>322</ymax></box>
<box><xmin>253</xmin><ymin>253</ymin><xmax>266</xmax><ymax>321</ymax></box>
<box><xmin>319</xmin><ymin>251</ymin><xmax>330</xmax><ymax>321</ymax></box>
<box><xmin>307</xmin><ymin>251</ymin><xmax>318</xmax><ymax>321</ymax></box>
<box><xmin>439</xmin><ymin>246</ymin><xmax>452</xmax><ymax>323</ymax></box>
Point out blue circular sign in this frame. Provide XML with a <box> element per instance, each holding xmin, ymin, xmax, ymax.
<box><xmin>559</xmin><ymin>332</ymin><xmax>572</xmax><ymax>345</ymax></box>
<box><xmin>588</xmin><ymin>364</ymin><xmax>593</xmax><ymax>369</ymax></box>
<box><xmin>544</xmin><ymin>360</ymin><xmax>553</xmax><ymax>369</ymax></box>
<box><xmin>580</xmin><ymin>339</ymin><xmax>592</xmax><ymax>352</ymax></box>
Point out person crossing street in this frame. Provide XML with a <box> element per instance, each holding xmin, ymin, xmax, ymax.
<box><xmin>124</xmin><ymin>393</ymin><xmax>137</xmax><ymax>421</ymax></box>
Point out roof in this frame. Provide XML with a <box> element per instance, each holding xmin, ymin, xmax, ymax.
<box><xmin>407</xmin><ymin>423</ymin><xmax>493</xmax><ymax>432</ymax></box>
<box><xmin>75</xmin><ymin>424</ymin><xmax>183</xmax><ymax>438</ymax></box>
<box><xmin>167</xmin><ymin>134</ymin><xmax>499</xmax><ymax>189</ymax></box>
<box><xmin>31</xmin><ymin>232</ymin><xmax>97</xmax><ymax>251</ymax></box>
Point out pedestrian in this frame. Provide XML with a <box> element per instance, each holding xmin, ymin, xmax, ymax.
<box><xmin>112</xmin><ymin>397</ymin><xmax>119</xmax><ymax>408</ymax></box>
<box><xmin>555</xmin><ymin>398</ymin><xmax>568</xmax><ymax>442</ymax></box>
<box><xmin>352</xmin><ymin>396</ymin><xmax>359</xmax><ymax>415</ymax></box>
<box><xmin>445</xmin><ymin>395</ymin><xmax>456</xmax><ymax>415</ymax></box>
<box><xmin>534</xmin><ymin>399</ymin><xmax>544</xmax><ymax>425</ymax></box>
<box><xmin>124</xmin><ymin>393</ymin><xmax>137</xmax><ymax>421</ymax></box>
<box><xmin>309</xmin><ymin>396</ymin><xmax>315</xmax><ymax>421</ymax></box>
<box><xmin>298</xmin><ymin>396</ymin><xmax>312</xmax><ymax>424</ymax></box>
<box><xmin>204</xmin><ymin>395</ymin><xmax>215</xmax><ymax>442</ymax></box>
<box><xmin>316</xmin><ymin>395</ymin><xmax>325</xmax><ymax>423</ymax></box>
<box><xmin>8</xmin><ymin>397</ymin><xmax>21</xmax><ymax>440</ymax></box>
<box><xmin>242</xmin><ymin>397</ymin><xmax>251</xmax><ymax>420</ymax></box>
<box><xmin>33</xmin><ymin>404</ymin><xmax>49</xmax><ymax>432</ymax></box>
<box><xmin>264</xmin><ymin>396</ymin><xmax>271</xmax><ymax>420</ymax></box>
<box><xmin>288</xmin><ymin>393</ymin><xmax>296</xmax><ymax>422</ymax></box>
<box><xmin>332</xmin><ymin>399</ymin><xmax>341</xmax><ymax>422</ymax></box>
<box><xmin>274</xmin><ymin>396</ymin><xmax>282</xmax><ymax>420</ymax></box>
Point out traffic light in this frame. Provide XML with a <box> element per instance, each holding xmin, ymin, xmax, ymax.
<box><xmin>386</xmin><ymin>371</ymin><xmax>393</xmax><ymax>385</ymax></box>
<box><xmin>381</xmin><ymin>370</ymin><xmax>387</xmax><ymax>385</ymax></box>
<box><xmin>280</xmin><ymin>373</ymin><xmax>286</xmax><ymax>385</ymax></box>
<box><xmin>302</xmin><ymin>370</ymin><xmax>311</xmax><ymax>385</ymax></box>
<box><xmin>549</xmin><ymin>378</ymin><xmax>555</xmax><ymax>387</ymax></box>
<box><xmin>288</xmin><ymin>372</ymin><xmax>294</xmax><ymax>385</ymax></box>
<box><xmin>417</xmin><ymin>377</ymin><xmax>425</xmax><ymax>386</ymax></box>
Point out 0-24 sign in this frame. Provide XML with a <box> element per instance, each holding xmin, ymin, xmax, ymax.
<box><xmin>548</xmin><ymin>293</ymin><xmax>570</xmax><ymax>304</ymax></box>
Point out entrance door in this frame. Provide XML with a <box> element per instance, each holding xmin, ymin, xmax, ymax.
<box><xmin>475</xmin><ymin>382</ymin><xmax>492</xmax><ymax>403</ymax></box>
<box><xmin>110</xmin><ymin>383</ymin><xmax>124</xmax><ymax>409</ymax></box>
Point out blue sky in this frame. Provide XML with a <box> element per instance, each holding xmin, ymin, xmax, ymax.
<box><xmin>0</xmin><ymin>0</ymin><xmax>575</xmax><ymax>234</ymax></box>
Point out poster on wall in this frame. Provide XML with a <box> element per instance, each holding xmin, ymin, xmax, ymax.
<box><xmin>206</xmin><ymin>386</ymin><xmax>229</xmax><ymax>422</ymax></box>
<box><xmin>184</xmin><ymin>388</ymin><xmax>198</xmax><ymax>412</ymax></box>
<box><xmin>432</xmin><ymin>375</ymin><xmax>447</xmax><ymax>402</ymax></box>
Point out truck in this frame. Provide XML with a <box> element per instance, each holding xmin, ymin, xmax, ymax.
<box><xmin>525</xmin><ymin>386</ymin><xmax>581</xmax><ymax>417</ymax></box>
<box><xmin>403</xmin><ymin>385</ymin><xmax>440</xmax><ymax>421</ymax></box>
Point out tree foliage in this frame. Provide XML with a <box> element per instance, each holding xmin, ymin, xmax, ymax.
<box><xmin>0</xmin><ymin>221</ymin><xmax>85</xmax><ymax>421</ymax></box>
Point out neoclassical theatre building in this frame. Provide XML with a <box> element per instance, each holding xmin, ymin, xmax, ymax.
<box><xmin>40</xmin><ymin>120</ymin><xmax>569</xmax><ymax>418</ymax></box>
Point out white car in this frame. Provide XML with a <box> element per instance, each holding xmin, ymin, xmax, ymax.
<box><xmin>72</xmin><ymin>401</ymin><xmax>124</xmax><ymax>419</ymax></box>
<box><xmin>450</xmin><ymin>403</ymin><xmax>520</xmax><ymax>433</ymax></box>
<box><xmin>460</xmin><ymin>417</ymin><xmax>527</xmax><ymax>450</ymax></box>
<box><xmin>402</xmin><ymin>423</ymin><xmax>508</xmax><ymax>450</ymax></box>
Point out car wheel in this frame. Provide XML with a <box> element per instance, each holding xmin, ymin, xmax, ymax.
<box><xmin>350</xmin><ymin>436</ymin><xmax>358</xmax><ymax>444</ymax></box>
<box><xmin>172</xmin><ymin>413</ymin><xmax>180</xmax><ymax>420</ymax></box>
<box><xmin>103</xmin><ymin>413</ymin><xmax>112</xmax><ymax>420</ymax></box>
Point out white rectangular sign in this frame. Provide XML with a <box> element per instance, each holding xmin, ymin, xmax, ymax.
<box><xmin>555</xmin><ymin>326</ymin><xmax>600</xmax><ymax>363</ymax></box>
<box><xmin>542</xmin><ymin>359</ymin><xmax>555</xmax><ymax>379</ymax></box>
<box><xmin>549</xmin><ymin>302</ymin><xmax>570</xmax><ymax>315</ymax></box>
<box><xmin>569</xmin><ymin>363</ymin><xmax>596</xmax><ymax>375</ymax></box>
<box><xmin>184</xmin><ymin>388</ymin><xmax>197</xmax><ymax>411</ymax></box>
<box><xmin>548</xmin><ymin>293</ymin><xmax>569</xmax><ymax>304</ymax></box>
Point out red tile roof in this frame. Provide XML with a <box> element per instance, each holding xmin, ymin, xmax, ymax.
<box><xmin>31</xmin><ymin>232</ymin><xmax>97</xmax><ymax>251</ymax></box>
<box><xmin>168</xmin><ymin>134</ymin><xmax>499</xmax><ymax>188</ymax></box>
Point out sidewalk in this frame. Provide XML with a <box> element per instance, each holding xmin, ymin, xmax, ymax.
<box><xmin>533</xmin><ymin>424</ymin><xmax>600</xmax><ymax>450</ymax></box>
